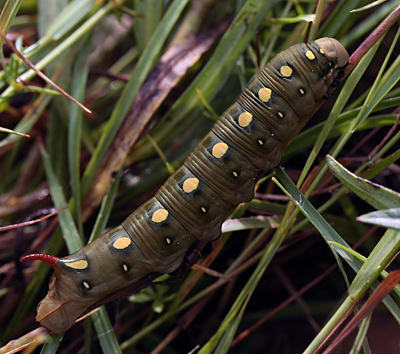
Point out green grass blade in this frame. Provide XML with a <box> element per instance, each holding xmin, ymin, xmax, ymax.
<box><xmin>68</xmin><ymin>35</ymin><xmax>91</xmax><ymax>236</ymax></box>
<box><xmin>327</xmin><ymin>155</ymin><xmax>400</xmax><ymax>209</ymax></box>
<box><xmin>133</xmin><ymin>0</ymin><xmax>163</xmax><ymax>51</ymax></box>
<box><xmin>91</xmin><ymin>307</ymin><xmax>122</xmax><ymax>354</ymax></box>
<box><xmin>357</xmin><ymin>208</ymin><xmax>400</xmax><ymax>230</ymax></box>
<box><xmin>45</xmin><ymin>0</ymin><xmax>96</xmax><ymax>40</ymax></box>
<box><xmin>274</xmin><ymin>167</ymin><xmax>361</xmax><ymax>270</ymax></box>
<box><xmin>221</xmin><ymin>216</ymin><xmax>280</xmax><ymax>233</ymax></box>
<box><xmin>39</xmin><ymin>333</ymin><xmax>64</xmax><ymax>354</ymax></box>
<box><xmin>39</xmin><ymin>143</ymin><xmax>82</xmax><ymax>252</ymax></box>
<box><xmin>88</xmin><ymin>169</ymin><xmax>122</xmax><ymax>243</ymax></box>
<box><xmin>0</xmin><ymin>0</ymin><xmax>23</xmax><ymax>46</ymax></box>
<box><xmin>0</xmin><ymin>93</ymin><xmax>53</xmax><ymax>148</ymax></box>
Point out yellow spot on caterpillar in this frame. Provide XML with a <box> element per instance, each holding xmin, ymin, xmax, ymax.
<box><xmin>278</xmin><ymin>112</ymin><xmax>284</xmax><ymax>118</ymax></box>
<box><xmin>258</xmin><ymin>139</ymin><xmax>264</xmax><ymax>146</ymax></box>
<box><xmin>258</xmin><ymin>87</ymin><xmax>272</xmax><ymax>102</ymax></box>
<box><xmin>113</xmin><ymin>237</ymin><xmax>132</xmax><ymax>250</ymax></box>
<box><xmin>123</xmin><ymin>264</ymin><xmax>128</xmax><ymax>272</ymax></box>
<box><xmin>299</xmin><ymin>88</ymin><xmax>305</xmax><ymax>95</ymax></box>
<box><xmin>238</xmin><ymin>112</ymin><xmax>253</xmax><ymax>127</ymax></box>
<box><xmin>183</xmin><ymin>178</ymin><xmax>199</xmax><ymax>193</ymax></box>
<box><xmin>65</xmin><ymin>260</ymin><xmax>88</xmax><ymax>270</ymax></box>
<box><xmin>212</xmin><ymin>142</ymin><xmax>228</xmax><ymax>158</ymax></box>
<box><xmin>165</xmin><ymin>237</ymin><xmax>171</xmax><ymax>245</ymax></box>
<box><xmin>232</xmin><ymin>171</ymin><xmax>238</xmax><ymax>177</ymax></box>
<box><xmin>152</xmin><ymin>209</ymin><xmax>169</xmax><ymax>223</ymax></box>
<box><xmin>280</xmin><ymin>65</ymin><xmax>292</xmax><ymax>77</ymax></box>
<box><xmin>320</xmin><ymin>48</ymin><xmax>324</xmax><ymax>54</ymax></box>
<box><xmin>83</xmin><ymin>281</ymin><xmax>90</xmax><ymax>289</ymax></box>
<box><xmin>201</xmin><ymin>206</ymin><xmax>207</xmax><ymax>213</ymax></box>
<box><xmin>306</xmin><ymin>50</ymin><xmax>315</xmax><ymax>60</ymax></box>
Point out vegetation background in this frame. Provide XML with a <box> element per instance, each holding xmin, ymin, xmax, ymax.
<box><xmin>0</xmin><ymin>0</ymin><xmax>399</xmax><ymax>353</ymax></box>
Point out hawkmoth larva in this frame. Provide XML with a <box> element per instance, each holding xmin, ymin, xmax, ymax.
<box><xmin>21</xmin><ymin>37</ymin><xmax>349</xmax><ymax>333</ymax></box>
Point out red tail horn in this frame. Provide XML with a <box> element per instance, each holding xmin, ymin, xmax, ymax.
<box><xmin>20</xmin><ymin>253</ymin><xmax>59</xmax><ymax>267</ymax></box>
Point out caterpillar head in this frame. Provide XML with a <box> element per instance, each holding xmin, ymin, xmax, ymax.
<box><xmin>314</xmin><ymin>37</ymin><xmax>349</xmax><ymax>69</ymax></box>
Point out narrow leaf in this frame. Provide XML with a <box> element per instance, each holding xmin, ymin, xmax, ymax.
<box><xmin>327</xmin><ymin>155</ymin><xmax>400</xmax><ymax>210</ymax></box>
<box><xmin>357</xmin><ymin>208</ymin><xmax>400</xmax><ymax>230</ymax></box>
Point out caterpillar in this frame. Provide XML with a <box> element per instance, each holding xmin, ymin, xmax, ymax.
<box><xmin>21</xmin><ymin>37</ymin><xmax>349</xmax><ymax>333</ymax></box>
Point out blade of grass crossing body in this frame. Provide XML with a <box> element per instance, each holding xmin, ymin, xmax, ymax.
<box><xmin>80</xmin><ymin>0</ymin><xmax>191</xmax><ymax>197</ymax></box>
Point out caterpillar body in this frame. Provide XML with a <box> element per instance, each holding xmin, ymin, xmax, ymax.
<box><xmin>21</xmin><ymin>38</ymin><xmax>349</xmax><ymax>333</ymax></box>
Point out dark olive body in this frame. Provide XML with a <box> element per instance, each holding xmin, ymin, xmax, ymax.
<box><xmin>22</xmin><ymin>38</ymin><xmax>349</xmax><ymax>333</ymax></box>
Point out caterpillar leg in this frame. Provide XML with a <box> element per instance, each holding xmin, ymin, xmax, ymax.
<box><xmin>168</xmin><ymin>240</ymin><xmax>206</xmax><ymax>279</ymax></box>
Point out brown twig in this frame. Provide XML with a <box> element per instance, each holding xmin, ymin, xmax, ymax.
<box><xmin>0</xmin><ymin>31</ymin><xmax>91</xmax><ymax>114</ymax></box>
<box><xmin>0</xmin><ymin>206</ymin><xmax>69</xmax><ymax>232</ymax></box>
